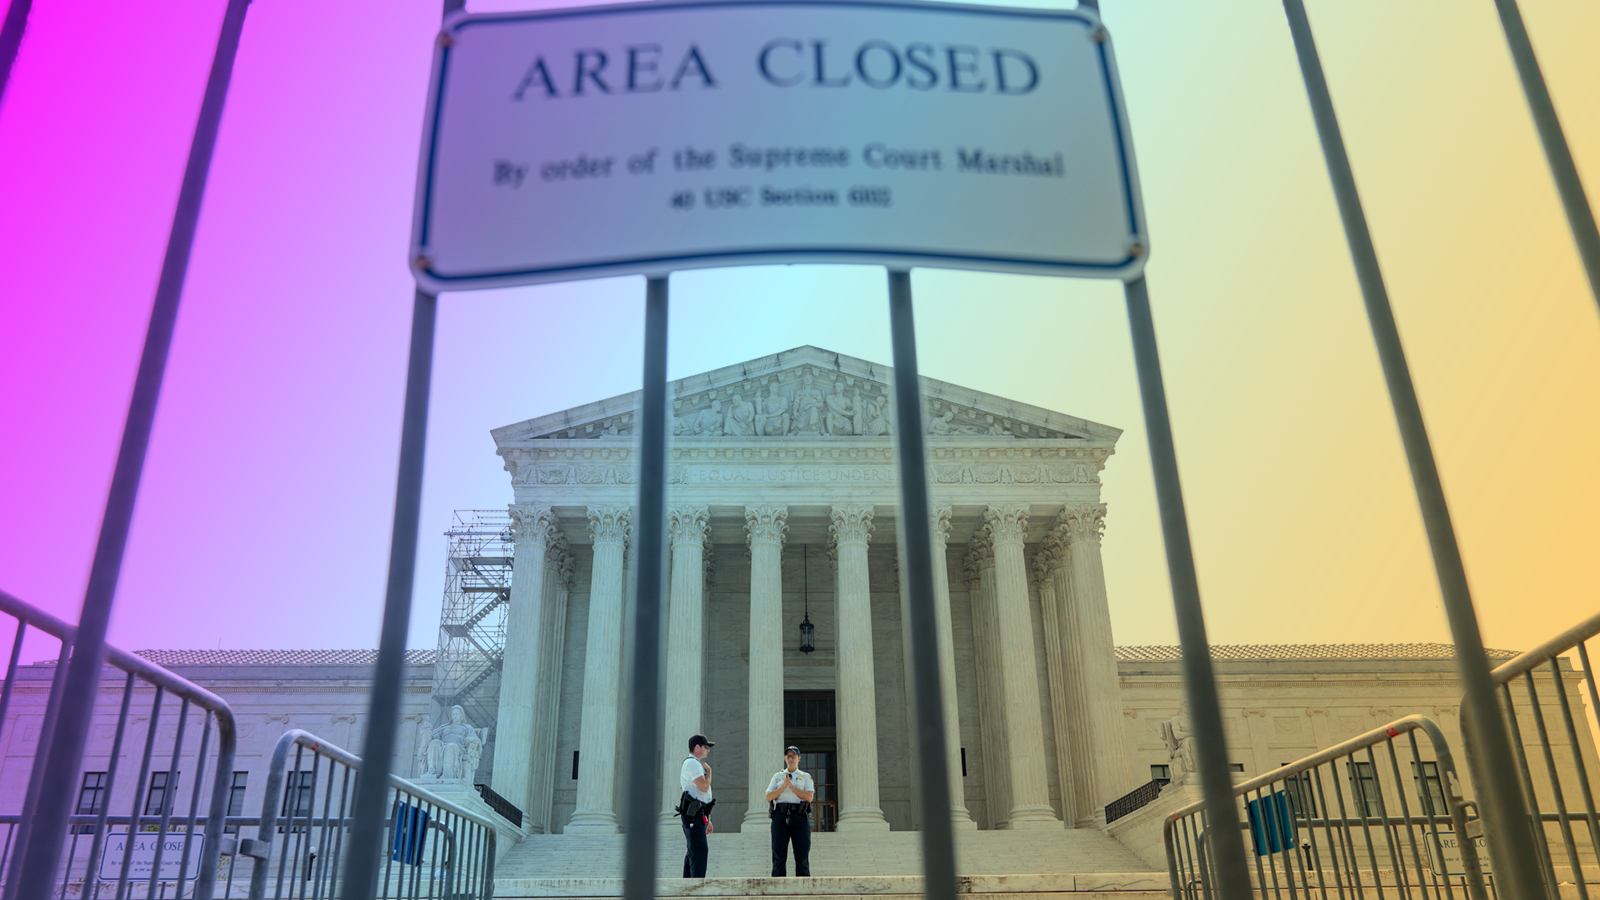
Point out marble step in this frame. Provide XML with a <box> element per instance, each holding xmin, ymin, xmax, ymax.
<box><xmin>495</xmin><ymin>829</ymin><xmax>1160</xmax><ymax>881</ymax></box>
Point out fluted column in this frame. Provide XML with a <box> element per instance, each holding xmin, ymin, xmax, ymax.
<box><xmin>528</xmin><ymin>536</ymin><xmax>572</xmax><ymax>834</ymax></box>
<box><xmin>1046</xmin><ymin>528</ymin><xmax>1095</xmax><ymax>828</ymax></box>
<box><xmin>660</xmin><ymin>506</ymin><xmax>710</xmax><ymax>825</ymax></box>
<box><xmin>1062</xmin><ymin>503</ymin><xmax>1131</xmax><ymax>817</ymax></box>
<box><xmin>931</xmin><ymin>507</ymin><xmax>978</xmax><ymax>830</ymax></box>
<box><xmin>984</xmin><ymin>505</ymin><xmax>1059</xmax><ymax>828</ymax></box>
<box><xmin>965</xmin><ymin>534</ymin><xmax>1010</xmax><ymax>829</ymax></box>
<box><xmin>495</xmin><ymin>504</ymin><xmax>555</xmax><ymax>818</ymax></box>
<box><xmin>744</xmin><ymin>505</ymin><xmax>789</xmax><ymax>829</ymax></box>
<box><xmin>1034</xmin><ymin>541</ymin><xmax>1079</xmax><ymax>828</ymax></box>
<box><xmin>831</xmin><ymin>505</ymin><xmax>890</xmax><ymax>831</ymax></box>
<box><xmin>568</xmin><ymin>506</ymin><xmax>631</xmax><ymax>833</ymax></box>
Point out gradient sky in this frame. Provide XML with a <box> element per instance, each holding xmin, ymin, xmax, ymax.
<box><xmin>1</xmin><ymin>0</ymin><xmax>1596</xmax><ymax>666</ymax></box>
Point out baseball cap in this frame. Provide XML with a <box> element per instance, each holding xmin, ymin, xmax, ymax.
<box><xmin>689</xmin><ymin>734</ymin><xmax>715</xmax><ymax>751</ymax></box>
<box><xmin>785</xmin><ymin>745</ymin><xmax>801</xmax><ymax>756</ymax></box>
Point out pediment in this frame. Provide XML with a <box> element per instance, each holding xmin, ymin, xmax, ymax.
<box><xmin>490</xmin><ymin>346</ymin><xmax>1120</xmax><ymax>446</ymax></box>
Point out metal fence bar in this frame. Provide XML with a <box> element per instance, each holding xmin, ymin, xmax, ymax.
<box><xmin>1522</xmin><ymin>673</ymin><xmax>1586</xmax><ymax>899</ymax></box>
<box><xmin>0</xmin><ymin>0</ymin><xmax>30</xmax><ymax>105</ymax></box>
<box><xmin>1277</xmin><ymin>5</ymin><xmax>1545</xmax><ymax>899</ymax></box>
<box><xmin>146</xmin><ymin>698</ymin><xmax>191</xmax><ymax>899</ymax></box>
<box><xmin>86</xmin><ymin>672</ymin><xmax>138</xmax><ymax>898</ymax></box>
<box><xmin>1490</xmin><ymin>0</ymin><xmax>1600</xmax><ymax>315</ymax></box>
<box><xmin>1546</xmin><ymin>659</ymin><xmax>1600</xmax><ymax>863</ymax></box>
<box><xmin>120</xmin><ymin>690</ymin><xmax>166</xmax><ymax>899</ymax></box>
<box><xmin>622</xmin><ymin>274</ymin><xmax>669</xmax><ymax>900</ymax></box>
<box><xmin>887</xmin><ymin>270</ymin><xmax>959</xmax><ymax>900</ymax></box>
<box><xmin>5</xmin><ymin>640</ymin><xmax>68</xmax><ymax>900</ymax></box>
<box><xmin>15</xmin><ymin>0</ymin><xmax>253</xmax><ymax>890</ymax></box>
<box><xmin>1126</xmin><ymin>274</ymin><xmax>1252</xmax><ymax>900</ymax></box>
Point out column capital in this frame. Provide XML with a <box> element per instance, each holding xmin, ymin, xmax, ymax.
<box><xmin>984</xmin><ymin>504</ymin><xmax>1030</xmax><ymax>546</ymax></box>
<box><xmin>1031</xmin><ymin>550</ymin><xmax>1055</xmax><ymax>588</ymax></box>
<box><xmin>1060</xmin><ymin>503</ymin><xmax>1107</xmax><ymax>545</ymax></box>
<box><xmin>668</xmin><ymin>506</ymin><xmax>711</xmax><ymax>548</ymax></box>
<box><xmin>744</xmin><ymin>505</ymin><xmax>789</xmax><ymax>548</ymax></box>
<box><xmin>932</xmin><ymin>506</ymin><xmax>953</xmax><ymax>549</ymax></box>
<box><xmin>508</xmin><ymin>504</ymin><xmax>555</xmax><ymax>546</ymax></box>
<box><xmin>587</xmin><ymin>506</ymin><xmax>633</xmax><ymax>547</ymax></box>
<box><xmin>829</xmin><ymin>505</ymin><xmax>875</xmax><ymax>547</ymax></box>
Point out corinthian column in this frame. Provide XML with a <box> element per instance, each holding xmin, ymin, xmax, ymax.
<box><xmin>660</xmin><ymin>506</ymin><xmax>710</xmax><ymax>825</ymax></box>
<box><xmin>527</xmin><ymin>536</ymin><xmax>571</xmax><ymax>834</ymax></box>
<box><xmin>1062</xmin><ymin>503</ymin><xmax>1131</xmax><ymax>817</ymax></box>
<box><xmin>931</xmin><ymin>507</ymin><xmax>978</xmax><ymax>831</ymax></box>
<box><xmin>568</xmin><ymin>506</ymin><xmax>631</xmax><ymax>833</ymax></box>
<box><xmin>965</xmin><ymin>534</ymin><xmax>1010</xmax><ymax>829</ymax></box>
<box><xmin>1046</xmin><ymin>529</ymin><xmax>1096</xmax><ymax>828</ymax></box>
<box><xmin>494</xmin><ymin>504</ymin><xmax>555</xmax><ymax>818</ymax></box>
<box><xmin>831</xmin><ymin>505</ymin><xmax>889</xmax><ymax>831</ymax></box>
<box><xmin>744</xmin><ymin>505</ymin><xmax>789</xmax><ymax>829</ymax></box>
<box><xmin>1033</xmin><ymin>541</ymin><xmax>1079</xmax><ymax>828</ymax></box>
<box><xmin>984</xmin><ymin>505</ymin><xmax>1059</xmax><ymax>828</ymax></box>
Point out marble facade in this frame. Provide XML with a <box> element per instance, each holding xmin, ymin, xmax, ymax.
<box><xmin>489</xmin><ymin>346</ymin><xmax>1130</xmax><ymax>835</ymax></box>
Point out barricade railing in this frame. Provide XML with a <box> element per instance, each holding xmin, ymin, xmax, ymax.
<box><xmin>1165</xmin><ymin>715</ymin><xmax>1489</xmax><ymax>900</ymax></box>
<box><xmin>0</xmin><ymin>589</ymin><xmax>238</xmax><ymax>900</ymax></box>
<box><xmin>1471</xmin><ymin>610</ymin><xmax>1600</xmax><ymax>900</ymax></box>
<box><xmin>242</xmin><ymin>729</ymin><xmax>496</xmax><ymax>900</ymax></box>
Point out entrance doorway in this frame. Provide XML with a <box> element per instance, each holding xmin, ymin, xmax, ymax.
<box><xmin>784</xmin><ymin>690</ymin><xmax>837</xmax><ymax>832</ymax></box>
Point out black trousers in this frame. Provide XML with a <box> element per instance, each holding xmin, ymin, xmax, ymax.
<box><xmin>681</xmin><ymin>814</ymin><xmax>709</xmax><ymax>878</ymax></box>
<box><xmin>770</xmin><ymin>805</ymin><xmax>811</xmax><ymax>876</ymax></box>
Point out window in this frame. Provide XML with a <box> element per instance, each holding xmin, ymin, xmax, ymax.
<box><xmin>73</xmin><ymin>772</ymin><xmax>108</xmax><ymax>834</ymax></box>
<box><xmin>1413</xmin><ymin>761</ymin><xmax>1447</xmax><ymax>817</ymax></box>
<box><xmin>225</xmin><ymin>772</ymin><xmax>249</xmax><ymax>834</ymax></box>
<box><xmin>1229</xmin><ymin>763</ymin><xmax>1245</xmax><ymax>773</ymax></box>
<box><xmin>145</xmin><ymin>771</ymin><xmax>181</xmax><ymax>818</ymax></box>
<box><xmin>1151</xmin><ymin>765</ymin><xmax>1171</xmax><ymax>785</ymax></box>
<box><xmin>282</xmin><ymin>770</ymin><xmax>316</xmax><ymax>821</ymax></box>
<box><xmin>1347</xmin><ymin>761</ymin><xmax>1382</xmax><ymax>817</ymax></box>
<box><xmin>1280</xmin><ymin>768</ymin><xmax>1318</xmax><ymax>821</ymax></box>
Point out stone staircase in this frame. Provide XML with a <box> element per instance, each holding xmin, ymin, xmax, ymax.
<box><xmin>494</xmin><ymin>828</ymin><xmax>1167</xmax><ymax>897</ymax></box>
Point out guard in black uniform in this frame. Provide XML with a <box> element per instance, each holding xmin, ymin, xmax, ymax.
<box><xmin>676</xmin><ymin>734</ymin><xmax>715</xmax><ymax>878</ymax></box>
<box><xmin>765</xmin><ymin>745</ymin><xmax>815</xmax><ymax>877</ymax></box>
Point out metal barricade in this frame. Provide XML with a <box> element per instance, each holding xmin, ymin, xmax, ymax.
<box><xmin>1165</xmin><ymin>715</ymin><xmax>1489</xmax><ymax>900</ymax></box>
<box><xmin>242</xmin><ymin>730</ymin><xmax>496</xmax><ymax>900</ymax></box>
<box><xmin>1472</xmin><ymin>611</ymin><xmax>1600</xmax><ymax>900</ymax></box>
<box><xmin>0</xmin><ymin>589</ymin><xmax>238</xmax><ymax>899</ymax></box>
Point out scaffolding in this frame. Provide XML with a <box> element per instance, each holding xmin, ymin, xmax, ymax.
<box><xmin>431</xmin><ymin>509</ymin><xmax>513</xmax><ymax>782</ymax></box>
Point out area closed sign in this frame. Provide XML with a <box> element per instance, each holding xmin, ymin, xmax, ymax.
<box><xmin>410</xmin><ymin>0</ymin><xmax>1147</xmax><ymax>289</ymax></box>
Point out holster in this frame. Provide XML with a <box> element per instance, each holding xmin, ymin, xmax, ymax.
<box><xmin>675</xmin><ymin>792</ymin><xmax>714</xmax><ymax>820</ymax></box>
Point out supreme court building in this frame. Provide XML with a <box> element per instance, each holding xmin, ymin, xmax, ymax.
<box><xmin>486</xmin><ymin>345</ymin><xmax>1136</xmax><ymax>837</ymax></box>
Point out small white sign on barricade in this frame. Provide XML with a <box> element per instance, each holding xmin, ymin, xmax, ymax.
<box><xmin>98</xmin><ymin>830</ymin><xmax>205</xmax><ymax>883</ymax></box>
<box><xmin>410</xmin><ymin>0</ymin><xmax>1147</xmax><ymax>290</ymax></box>
<box><xmin>1424</xmin><ymin>830</ymin><xmax>1491</xmax><ymax>877</ymax></box>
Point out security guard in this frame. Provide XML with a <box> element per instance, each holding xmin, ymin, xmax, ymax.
<box><xmin>677</xmin><ymin>734</ymin><xmax>715</xmax><ymax>878</ymax></box>
<box><xmin>765</xmin><ymin>745</ymin><xmax>815</xmax><ymax>876</ymax></box>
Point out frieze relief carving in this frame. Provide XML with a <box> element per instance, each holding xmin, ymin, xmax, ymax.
<box><xmin>515</xmin><ymin>365</ymin><xmax>1078</xmax><ymax>441</ymax></box>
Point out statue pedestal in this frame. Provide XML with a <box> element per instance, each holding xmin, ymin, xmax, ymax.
<box><xmin>408</xmin><ymin>779</ymin><xmax>527</xmax><ymax>862</ymax></box>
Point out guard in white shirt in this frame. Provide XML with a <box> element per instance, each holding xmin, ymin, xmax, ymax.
<box><xmin>676</xmin><ymin>734</ymin><xmax>715</xmax><ymax>878</ymax></box>
<box><xmin>765</xmin><ymin>746</ymin><xmax>815</xmax><ymax>876</ymax></box>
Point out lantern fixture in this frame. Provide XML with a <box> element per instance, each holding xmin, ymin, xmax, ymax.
<box><xmin>798</xmin><ymin>544</ymin><xmax>815</xmax><ymax>654</ymax></box>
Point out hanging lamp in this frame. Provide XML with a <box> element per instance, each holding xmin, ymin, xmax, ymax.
<box><xmin>798</xmin><ymin>544</ymin><xmax>815</xmax><ymax>654</ymax></box>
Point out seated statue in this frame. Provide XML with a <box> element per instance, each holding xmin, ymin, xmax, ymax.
<box><xmin>416</xmin><ymin>705</ymin><xmax>486</xmax><ymax>784</ymax></box>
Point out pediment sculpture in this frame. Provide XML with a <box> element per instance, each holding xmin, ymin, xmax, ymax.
<box><xmin>414</xmin><ymin>704</ymin><xmax>487</xmax><ymax>784</ymax></box>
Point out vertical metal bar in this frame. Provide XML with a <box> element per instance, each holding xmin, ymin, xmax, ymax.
<box><xmin>1253</xmin><ymin>788</ymin><xmax>1277</xmax><ymax>899</ymax></box>
<box><xmin>1489</xmin><ymin>0</ymin><xmax>1600</xmax><ymax>315</ymax></box>
<box><xmin>86</xmin><ymin>672</ymin><xmax>137</xmax><ymax>900</ymax></box>
<box><xmin>147</xmin><ymin>699</ymin><xmax>190</xmax><ymax>900</ymax></box>
<box><xmin>1124</xmin><ymin>274</ymin><xmax>1251</xmax><ymax>899</ymax></box>
<box><xmin>120</xmin><ymin>686</ymin><xmax>166</xmax><ymax>900</ymax></box>
<box><xmin>328</xmin><ymin>764</ymin><xmax>353</xmax><ymax>900</ymax></box>
<box><xmin>341</xmin><ymin>284</ymin><xmax>437</xmax><ymax>900</ymax></box>
<box><xmin>174</xmin><ymin>710</ymin><xmax>212</xmax><ymax>895</ymax></box>
<box><xmin>1523</xmin><ymin>673</ymin><xmax>1585</xmax><ymax>897</ymax></box>
<box><xmin>1311</xmin><ymin>765</ymin><xmax>1351</xmax><ymax>900</ymax></box>
<box><xmin>1328</xmin><ymin>759</ymin><xmax>1365</xmax><ymax>896</ymax></box>
<box><xmin>16</xmin><ymin>0</ymin><xmax>253</xmax><ymax>892</ymax></box>
<box><xmin>1408</xmin><ymin>732</ymin><xmax>1456</xmax><ymax>900</ymax></box>
<box><xmin>1277</xmin><ymin>6</ymin><xmax>1545</xmax><ymax>899</ymax></box>
<box><xmin>1548</xmin><ymin>659</ymin><xmax>1600</xmax><ymax>857</ymax></box>
<box><xmin>0</xmin><ymin>0</ymin><xmax>31</xmax><ymax>106</ymax></box>
<box><xmin>1365</xmin><ymin>744</ymin><xmax>1411</xmax><ymax>900</ymax></box>
<box><xmin>0</xmin><ymin>621</ymin><xmax>28</xmax><ymax>739</ymax></box>
<box><xmin>1296</xmin><ymin>771</ymin><xmax>1332</xmax><ymax>900</ymax></box>
<box><xmin>1502</xmin><ymin>681</ymin><xmax>1557</xmax><ymax>899</ymax></box>
<box><xmin>886</xmin><ymin>268</ymin><xmax>959</xmax><ymax>900</ymax></box>
<box><xmin>381</xmin><ymin>790</ymin><xmax>400</xmax><ymax>900</ymax></box>
<box><xmin>196</xmin><ymin>704</ymin><xmax>236</xmax><ymax>900</ymax></box>
<box><xmin>6</xmin><ymin>640</ymin><xmax>69</xmax><ymax>900</ymax></box>
<box><xmin>622</xmin><ymin>275</ymin><xmax>668</xmax><ymax>900</ymax></box>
